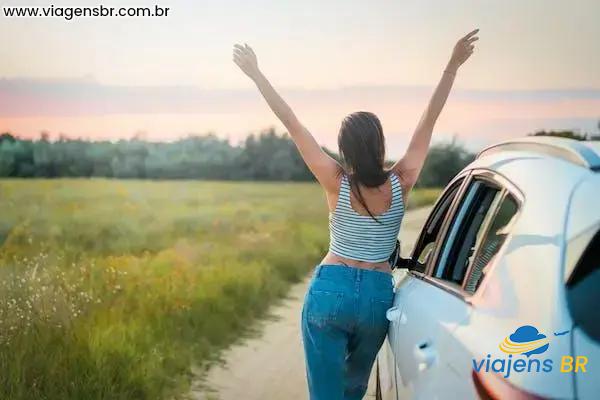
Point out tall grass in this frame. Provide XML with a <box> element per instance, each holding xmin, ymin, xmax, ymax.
<box><xmin>0</xmin><ymin>179</ymin><xmax>439</xmax><ymax>399</ymax></box>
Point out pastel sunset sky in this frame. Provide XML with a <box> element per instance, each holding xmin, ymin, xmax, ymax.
<box><xmin>1</xmin><ymin>0</ymin><xmax>599</xmax><ymax>156</ymax></box>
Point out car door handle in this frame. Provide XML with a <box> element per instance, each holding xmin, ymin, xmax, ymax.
<box><xmin>386</xmin><ymin>306</ymin><xmax>401</xmax><ymax>322</ymax></box>
<box><xmin>386</xmin><ymin>306</ymin><xmax>408</xmax><ymax>324</ymax></box>
<box><xmin>414</xmin><ymin>341</ymin><xmax>437</xmax><ymax>371</ymax></box>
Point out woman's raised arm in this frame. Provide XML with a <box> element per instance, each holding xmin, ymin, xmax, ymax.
<box><xmin>392</xmin><ymin>29</ymin><xmax>479</xmax><ymax>193</ymax></box>
<box><xmin>233</xmin><ymin>44</ymin><xmax>340</xmax><ymax>193</ymax></box>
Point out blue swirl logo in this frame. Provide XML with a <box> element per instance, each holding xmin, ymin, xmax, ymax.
<box><xmin>499</xmin><ymin>325</ymin><xmax>550</xmax><ymax>357</ymax></box>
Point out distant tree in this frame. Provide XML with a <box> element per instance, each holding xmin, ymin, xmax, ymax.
<box><xmin>416</xmin><ymin>139</ymin><xmax>476</xmax><ymax>188</ymax></box>
<box><xmin>39</xmin><ymin>131</ymin><xmax>50</xmax><ymax>142</ymax></box>
<box><xmin>0</xmin><ymin>140</ymin><xmax>16</xmax><ymax>176</ymax></box>
<box><xmin>234</xmin><ymin>128</ymin><xmax>312</xmax><ymax>181</ymax></box>
<box><xmin>110</xmin><ymin>140</ymin><xmax>148</xmax><ymax>179</ymax></box>
<box><xmin>530</xmin><ymin>129</ymin><xmax>587</xmax><ymax>141</ymax></box>
<box><xmin>33</xmin><ymin>139</ymin><xmax>59</xmax><ymax>177</ymax></box>
<box><xmin>0</xmin><ymin>133</ymin><xmax>16</xmax><ymax>143</ymax></box>
<box><xmin>9</xmin><ymin>139</ymin><xmax>35</xmax><ymax>177</ymax></box>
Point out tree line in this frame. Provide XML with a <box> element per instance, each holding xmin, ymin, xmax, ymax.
<box><xmin>0</xmin><ymin>129</ymin><xmax>313</xmax><ymax>181</ymax></box>
<box><xmin>5</xmin><ymin>127</ymin><xmax>595</xmax><ymax>187</ymax></box>
<box><xmin>0</xmin><ymin>129</ymin><xmax>478</xmax><ymax>187</ymax></box>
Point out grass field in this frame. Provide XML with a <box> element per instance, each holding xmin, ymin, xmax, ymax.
<box><xmin>0</xmin><ymin>179</ymin><xmax>440</xmax><ymax>400</ymax></box>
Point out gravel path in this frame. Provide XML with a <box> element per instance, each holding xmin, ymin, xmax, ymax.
<box><xmin>191</xmin><ymin>206</ymin><xmax>432</xmax><ymax>400</ymax></box>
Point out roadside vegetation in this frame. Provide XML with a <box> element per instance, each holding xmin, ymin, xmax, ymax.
<box><xmin>0</xmin><ymin>178</ymin><xmax>439</xmax><ymax>399</ymax></box>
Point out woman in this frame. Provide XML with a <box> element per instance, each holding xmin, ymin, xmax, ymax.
<box><xmin>233</xmin><ymin>29</ymin><xmax>478</xmax><ymax>400</ymax></box>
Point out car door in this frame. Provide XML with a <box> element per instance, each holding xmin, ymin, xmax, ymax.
<box><xmin>389</xmin><ymin>171</ymin><xmax>521</xmax><ymax>399</ymax></box>
<box><xmin>423</xmin><ymin>174</ymin><xmax>521</xmax><ymax>399</ymax></box>
<box><xmin>387</xmin><ymin>173</ymin><xmax>469</xmax><ymax>399</ymax></box>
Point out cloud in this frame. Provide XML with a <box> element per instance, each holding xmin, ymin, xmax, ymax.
<box><xmin>1</xmin><ymin>78</ymin><xmax>599</xmax><ymax>118</ymax></box>
<box><xmin>1</xmin><ymin>78</ymin><xmax>599</xmax><ymax>149</ymax></box>
<box><xmin>0</xmin><ymin>77</ymin><xmax>259</xmax><ymax>117</ymax></box>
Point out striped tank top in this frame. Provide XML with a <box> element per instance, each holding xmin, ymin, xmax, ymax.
<box><xmin>328</xmin><ymin>172</ymin><xmax>404</xmax><ymax>263</ymax></box>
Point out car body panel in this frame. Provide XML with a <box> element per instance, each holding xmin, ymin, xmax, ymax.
<box><xmin>390</xmin><ymin>277</ymin><xmax>472</xmax><ymax>399</ymax></box>
<box><xmin>380</xmin><ymin>141</ymin><xmax>600</xmax><ymax>399</ymax></box>
<box><xmin>565</xmin><ymin>174</ymin><xmax>600</xmax><ymax>242</ymax></box>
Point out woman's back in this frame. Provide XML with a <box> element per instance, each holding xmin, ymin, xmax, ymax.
<box><xmin>328</xmin><ymin>172</ymin><xmax>404</xmax><ymax>263</ymax></box>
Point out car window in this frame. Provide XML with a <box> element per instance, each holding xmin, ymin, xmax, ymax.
<box><xmin>433</xmin><ymin>178</ymin><xmax>517</xmax><ymax>291</ymax></box>
<box><xmin>411</xmin><ymin>177</ymin><xmax>465</xmax><ymax>273</ymax></box>
<box><xmin>463</xmin><ymin>194</ymin><xmax>519</xmax><ymax>293</ymax></box>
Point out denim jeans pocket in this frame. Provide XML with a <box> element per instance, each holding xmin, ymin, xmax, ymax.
<box><xmin>370</xmin><ymin>298</ymin><xmax>393</xmax><ymax>331</ymax></box>
<box><xmin>305</xmin><ymin>289</ymin><xmax>344</xmax><ymax>328</ymax></box>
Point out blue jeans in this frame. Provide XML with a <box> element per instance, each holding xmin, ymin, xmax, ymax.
<box><xmin>301</xmin><ymin>264</ymin><xmax>394</xmax><ymax>400</ymax></box>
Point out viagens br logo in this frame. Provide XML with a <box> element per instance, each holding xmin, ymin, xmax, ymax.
<box><xmin>472</xmin><ymin>325</ymin><xmax>588</xmax><ymax>378</ymax></box>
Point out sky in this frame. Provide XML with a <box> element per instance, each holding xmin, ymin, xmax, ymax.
<box><xmin>0</xmin><ymin>0</ymin><xmax>599</xmax><ymax>155</ymax></box>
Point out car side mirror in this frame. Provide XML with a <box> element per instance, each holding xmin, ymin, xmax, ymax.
<box><xmin>390</xmin><ymin>239</ymin><xmax>425</xmax><ymax>271</ymax></box>
<box><xmin>395</xmin><ymin>256</ymin><xmax>416</xmax><ymax>269</ymax></box>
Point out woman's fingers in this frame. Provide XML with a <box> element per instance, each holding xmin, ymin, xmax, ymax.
<box><xmin>234</xmin><ymin>44</ymin><xmax>257</xmax><ymax>61</ymax></box>
<box><xmin>463</xmin><ymin>28</ymin><xmax>479</xmax><ymax>40</ymax></box>
<box><xmin>234</xmin><ymin>45</ymin><xmax>249</xmax><ymax>56</ymax></box>
<box><xmin>233</xmin><ymin>43</ymin><xmax>256</xmax><ymax>54</ymax></box>
<box><xmin>233</xmin><ymin>52</ymin><xmax>245</xmax><ymax>64</ymax></box>
<box><xmin>234</xmin><ymin>50</ymin><xmax>248</xmax><ymax>62</ymax></box>
<box><xmin>449</xmin><ymin>29</ymin><xmax>478</xmax><ymax>66</ymax></box>
<box><xmin>245</xmin><ymin>44</ymin><xmax>256</xmax><ymax>57</ymax></box>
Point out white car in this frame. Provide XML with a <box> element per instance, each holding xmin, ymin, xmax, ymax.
<box><xmin>376</xmin><ymin>136</ymin><xmax>600</xmax><ymax>400</ymax></box>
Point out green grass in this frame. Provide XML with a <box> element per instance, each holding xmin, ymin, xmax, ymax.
<box><xmin>0</xmin><ymin>179</ymin><xmax>440</xmax><ymax>399</ymax></box>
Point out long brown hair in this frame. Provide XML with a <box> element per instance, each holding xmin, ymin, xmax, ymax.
<box><xmin>337</xmin><ymin>111</ymin><xmax>389</xmax><ymax>221</ymax></box>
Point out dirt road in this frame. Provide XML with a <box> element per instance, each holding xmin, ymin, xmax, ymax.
<box><xmin>191</xmin><ymin>207</ymin><xmax>432</xmax><ymax>400</ymax></box>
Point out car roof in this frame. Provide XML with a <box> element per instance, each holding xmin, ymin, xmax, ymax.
<box><xmin>466</xmin><ymin>136</ymin><xmax>600</xmax><ymax>241</ymax></box>
<box><xmin>468</xmin><ymin>137</ymin><xmax>599</xmax><ymax>200</ymax></box>
<box><xmin>477</xmin><ymin>136</ymin><xmax>600</xmax><ymax>171</ymax></box>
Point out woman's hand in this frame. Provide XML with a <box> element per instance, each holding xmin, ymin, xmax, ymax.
<box><xmin>447</xmin><ymin>29</ymin><xmax>479</xmax><ymax>72</ymax></box>
<box><xmin>233</xmin><ymin>43</ymin><xmax>261</xmax><ymax>81</ymax></box>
